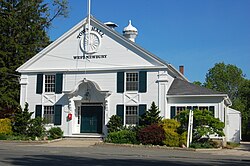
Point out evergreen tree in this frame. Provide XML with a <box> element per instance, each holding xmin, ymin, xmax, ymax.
<box><xmin>140</xmin><ymin>101</ymin><xmax>162</xmax><ymax>126</ymax></box>
<box><xmin>0</xmin><ymin>0</ymin><xmax>68</xmax><ymax>118</ymax></box>
<box><xmin>12</xmin><ymin>102</ymin><xmax>33</xmax><ymax>135</ymax></box>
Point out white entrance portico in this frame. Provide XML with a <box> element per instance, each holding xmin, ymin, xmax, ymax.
<box><xmin>64</xmin><ymin>78</ymin><xmax>111</xmax><ymax>135</ymax></box>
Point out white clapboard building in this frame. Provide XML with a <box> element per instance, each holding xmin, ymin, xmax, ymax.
<box><xmin>16</xmin><ymin>16</ymin><xmax>240</xmax><ymax>142</ymax></box>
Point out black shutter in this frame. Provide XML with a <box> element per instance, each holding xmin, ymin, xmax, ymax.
<box><xmin>54</xmin><ymin>105</ymin><xmax>62</xmax><ymax>125</ymax></box>
<box><xmin>170</xmin><ymin>106</ymin><xmax>176</xmax><ymax>119</ymax></box>
<box><xmin>139</xmin><ymin>71</ymin><xmax>147</xmax><ymax>93</ymax></box>
<box><xmin>116</xmin><ymin>105</ymin><xmax>124</xmax><ymax>124</ymax></box>
<box><xmin>139</xmin><ymin>104</ymin><xmax>147</xmax><ymax>116</ymax></box>
<box><xmin>209</xmin><ymin>106</ymin><xmax>215</xmax><ymax>116</ymax></box>
<box><xmin>35</xmin><ymin>105</ymin><xmax>42</xmax><ymax>118</ymax></box>
<box><xmin>36</xmin><ymin>74</ymin><xmax>43</xmax><ymax>94</ymax></box>
<box><xmin>55</xmin><ymin>73</ymin><xmax>63</xmax><ymax>94</ymax></box>
<box><xmin>117</xmin><ymin>72</ymin><xmax>124</xmax><ymax>93</ymax></box>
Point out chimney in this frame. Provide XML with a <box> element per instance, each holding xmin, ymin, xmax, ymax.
<box><xmin>104</xmin><ymin>22</ymin><xmax>118</xmax><ymax>30</ymax></box>
<box><xmin>179</xmin><ymin>65</ymin><xmax>184</xmax><ymax>75</ymax></box>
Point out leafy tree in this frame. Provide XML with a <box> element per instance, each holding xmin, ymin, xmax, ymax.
<box><xmin>204</xmin><ymin>62</ymin><xmax>245</xmax><ymax>101</ymax></box>
<box><xmin>193</xmin><ymin>81</ymin><xmax>203</xmax><ymax>86</ymax></box>
<box><xmin>204</xmin><ymin>62</ymin><xmax>250</xmax><ymax>139</ymax></box>
<box><xmin>176</xmin><ymin>109</ymin><xmax>225</xmax><ymax>142</ymax></box>
<box><xmin>0</xmin><ymin>0</ymin><xmax>68</xmax><ymax>118</ymax></box>
<box><xmin>140</xmin><ymin>101</ymin><xmax>162</xmax><ymax>126</ymax></box>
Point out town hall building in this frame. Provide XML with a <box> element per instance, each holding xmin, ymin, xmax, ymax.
<box><xmin>16</xmin><ymin>15</ymin><xmax>241</xmax><ymax>143</ymax></box>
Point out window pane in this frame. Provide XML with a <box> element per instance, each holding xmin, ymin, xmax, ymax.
<box><xmin>45</xmin><ymin>75</ymin><xmax>55</xmax><ymax>92</ymax></box>
<box><xmin>126</xmin><ymin>106</ymin><xmax>138</xmax><ymax>125</ymax></box>
<box><xmin>44</xmin><ymin>106</ymin><xmax>54</xmax><ymax>124</ymax></box>
<box><xmin>126</xmin><ymin>73</ymin><xmax>138</xmax><ymax>91</ymax></box>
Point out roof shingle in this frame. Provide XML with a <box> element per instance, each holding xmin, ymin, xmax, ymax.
<box><xmin>167</xmin><ymin>78</ymin><xmax>224</xmax><ymax>95</ymax></box>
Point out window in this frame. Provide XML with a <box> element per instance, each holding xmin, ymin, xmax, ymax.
<box><xmin>170</xmin><ymin>105</ymin><xmax>216</xmax><ymax>119</ymax></box>
<box><xmin>44</xmin><ymin>106</ymin><xmax>54</xmax><ymax>124</ymax></box>
<box><xmin>199</xmin><ymin>106</ymin><xmax>209</xmax><ymax>111</ymax></box>
<box><xmin>126</xmin><ymin>72</ymin><xmax>138</xmax><ymax>91</ymax></box>
<box><xmin>45</xmin><ymin>75</ymin><xmax>55</xmax><ymax>92</ymax></box>
<box><xmin>126</xmin><ymin>106</ymin><xmax>138</xmax><ymax>125</ymax></box>
<box><xmin>176</xmin><ymin>107</ymin><xmax>186</xmax><ymax>115</ymax></box>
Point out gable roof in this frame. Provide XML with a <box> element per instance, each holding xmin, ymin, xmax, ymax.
<box><xmin>16</xmin><ymin>15</ymin><xmax>187</xmax><ymax>81</ymax></box>
<box><xmin>167</xmin><ymin>78</ymin><xmax>225</xmax><ymax>96</ymax></box>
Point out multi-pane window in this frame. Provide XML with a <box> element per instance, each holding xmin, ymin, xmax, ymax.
<box><xmin>171</xmin><ymin>106</ymin><xmax>215</xmax><ymax>118</ymax></box>
<box><xmin>44</xmin><ymin>106</ymin><xmax>54</xmax><ymax>124</ymax></box>
<box><xmin>45</xmin><ymin>75</ymin><xmax>55</xmax><ymax>92</ymax></box>
<box><xmin>126</xmin><ymin>106</ymin><xmax>138</xmax><ymax>125</ymax></box>
<box><xmin>126</xmin><ymin>73</ymin><xmax>138</xmax><ymax>91</ymax></box>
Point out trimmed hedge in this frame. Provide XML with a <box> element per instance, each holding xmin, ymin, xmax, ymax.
<box><xmin>106</xmin><ymin>129</ymin><xmax>137</xmax><ymax>144</ymax></box>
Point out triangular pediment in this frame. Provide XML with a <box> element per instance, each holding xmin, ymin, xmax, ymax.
<box><xmin>17</xmin><ymin>16</ymin><xmax>187</xmax><ymax>81</ymax></box>
<box><xmin>17</xmin><ymin>16</ymin><xmax>169</xmax><ymax>73</ymax></box>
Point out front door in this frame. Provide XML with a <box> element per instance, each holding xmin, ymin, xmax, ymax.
<box><xmin>80</xmin><ymin>106</ymin><xmax>103</xmax><ymax>133</ymax></box>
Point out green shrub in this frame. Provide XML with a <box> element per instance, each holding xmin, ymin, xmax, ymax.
<box><xmin>107</xmin><ymin>115</ymin><xmax>123</xmax><ymax>133</ymax></box>
<box><xmin>179</xmin><ymin>131</ymin><xmax>187</xmax><ymax>146</ymax></box>
<box><xmin>190</xmin><ymin>142</ymin><xmax>214</xmax><ymax>149</ymax></box>
<box><xmin>27</xmin><ymin>117</ymin><xmax>45</xmax><ymax>138</ymax></box>
<box><xmin>48</xmin><ymin>127</ymin><xmax>63</xmax><ymax>139</ymax></box>
<box><xmin>0</xmin><ymin>118</ymin><xmax>13</xmax><ymax>135</ymax></box>
<box><xmin>137</xmin><ymin>124</ymin><xmax>165</xmax><ymax>145</ymax></box>
<box><xmin>0</xmin><ymin>133</ymin><xmax>8</xmax><ymax>140</ymax></box>
<box><xmin>161</xmin><ymin>119</ymin><xmax>181</xmax><ymax>147</ymax></box>
<box><xmin>190</xmin><ymin>138</ymin><xmax>217</xmax><ymax>149</ymax></box>
<box><xmin>106</xmin><ymin>129</ymin><xmax>137</xmax><ymax>144</ymax></box>
<box><xmin>12</xmin><ymin>103</ymin><xmax>33</xmax><ymax>136</ymax></box>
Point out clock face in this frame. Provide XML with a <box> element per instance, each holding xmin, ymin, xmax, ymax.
<box><xmin>80</xmin><ymin>32</ymin><xmax>100</xmax><ymax>54</ymax></box>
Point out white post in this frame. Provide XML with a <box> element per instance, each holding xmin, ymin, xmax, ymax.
<box><xmin>190</xmin><ymin>110</ymin><xmax>193</xmax><ymax>144</ymax></box>
<box><xmin>186</xmin><ymin>109</ymin><xmax>193</xmax><ymax>148</ymax></box>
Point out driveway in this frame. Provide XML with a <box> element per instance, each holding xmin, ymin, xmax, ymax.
<box><xmin>1</xmin><ymin>140</ymin><xmax>250</xmax><ymax>165</ymax></box>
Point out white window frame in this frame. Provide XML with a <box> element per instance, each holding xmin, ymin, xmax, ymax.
<box><xmin>126</xmin><ymin>72</ymin><xmax>139</xmax><ymax>91</ymax></box>
<box><xmin>171</xmin><ymin>105</ymin><xmax>216</xmax><ymax>117</ymax></box>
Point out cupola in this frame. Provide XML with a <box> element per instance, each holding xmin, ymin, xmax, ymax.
<box><xmin>123</xmin><ymin>20</ymin><xmax>138</xmax><ymax>42</ymax></box>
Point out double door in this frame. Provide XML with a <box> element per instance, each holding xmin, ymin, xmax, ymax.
<box><xmin>80</xmin><ymin>106</ymin><xmax>103</xmax><ymax>133</ymax></box>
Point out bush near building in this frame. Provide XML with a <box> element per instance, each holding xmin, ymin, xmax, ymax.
<box><xmin>106</xmin><ymin>129</ymin><xmax>138</xmax><ymax>144</ymax></box>
<box><xmin>137</xmin><ymin>124</ymin><xmax>165</xmax><ymax>145</ymax></box>
<box><xmin>0</xmin><ymin>103</ymin><xmax>62</xmax><ymax>141</ymax></box>
<box><xmin>0</xmin><ymin>118</ymin><xmax>13</xmax><ymax>135</ymax></box>
<box><xmin>48</xmin><ymin>127</ymin><xmax>64</xmax><ymax>139</ymax></box>
<box><xmin>161</xmin><ymin>119</ymin><xmax>181</xmax><ymax>147</ymax></box>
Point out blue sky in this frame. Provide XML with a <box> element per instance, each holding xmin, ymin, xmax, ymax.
<box><xmin>47</xmin><ymin>0</ymin><xmax>250</xmax><ymax>82</ymax></box>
